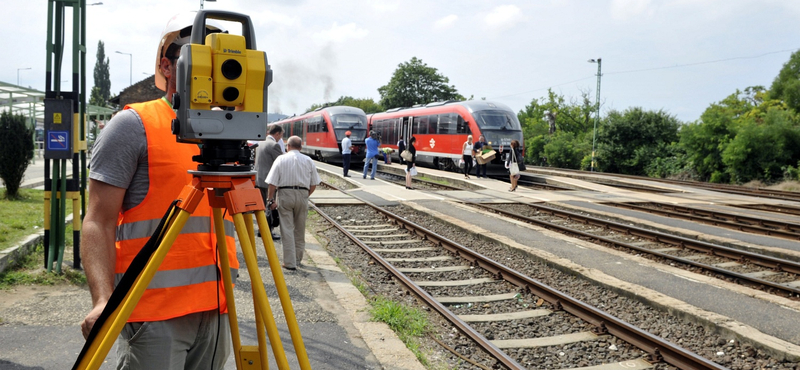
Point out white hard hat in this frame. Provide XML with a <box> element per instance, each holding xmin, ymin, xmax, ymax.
<box><xmin>154</xmin><ymin>11</ymin><xmax>225</xmax><ymax>91</ymax></box>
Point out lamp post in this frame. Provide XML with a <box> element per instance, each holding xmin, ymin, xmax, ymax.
<box><xmin>588</xmin><ymin>58</ymin><xmax>602</xmax><ymax>172</ymax></box>
<box><xmin>115</xmin><ymin>51</ymin><xmax>132</xmax><ymax>86</ymax></box>
<box><xmin>17</xmin><ymin>67</ymin><xmax>31</xmax><ymax>86</ymax></box>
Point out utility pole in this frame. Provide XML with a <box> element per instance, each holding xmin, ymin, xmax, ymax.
<box><xmin>588</xmin><ymin>58</ymin><xmax>602</xmax><ymax>172</ymax></box>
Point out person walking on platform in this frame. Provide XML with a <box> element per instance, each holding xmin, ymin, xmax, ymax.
<box><xmin>341</xmin><ymin>130</ymin><xmax>353</xmax><ymax>177</ymax></box>
<box><xmin>80</xmin><ymin>12</ymin><xmax>237</xmax><ymax>369</ymax></box>
<box><xmin>397</xmin><ymin>136</ymin><xmax>406</xmax><ymax>165</ymax></box>
<box><xmin>462</xmin><ymin>135</ymin><xmax>474</xmax><ymax>179</ymax></box>
<box><xmin>256</xmin><ymin>124</ymin><xmax>284</xmax><ymax>240</ymax></box>
<box><xmin>266</xmin><ymin>136</ymin><xmax>321</xmax><ymax>270</ymax></box>
<box><xmin>363</xmin><ymin>131</ymin><xmax>379</xmax><ymax>180</ymax></box>
<box><xmin>506</xmin><ymin>139</ymin><xmax>524</xmax><ymax>191</ymax></box>
<box><xmin>473</xmin><ymin>134</ymin><xmax>488</xmax><ymax>178</ymax></box>
<box><xmin>405</xmin><ymin>136</ymin><xmax>417</xmax><ymax>189</ymax></box>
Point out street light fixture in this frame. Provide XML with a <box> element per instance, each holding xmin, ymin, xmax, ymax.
<box><xmin>17</xmin><ymin>67</ymin><xmax>31</xmax><ymax>86</ymax></box>
<box><xmin>588</xmin><ymin>58</ymin><xmax>602</xmax><ymax>172</ymax></box>
<box><xmin>115</xmin><ymin>51</ymin><xmax>132</xmax><ymax>86</ymax></box>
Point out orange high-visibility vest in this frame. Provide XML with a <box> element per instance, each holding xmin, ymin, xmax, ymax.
<box><xmin>116</xmin><ymin>99</ymin><xmax>238</xmax><ymax>322</ymax></box>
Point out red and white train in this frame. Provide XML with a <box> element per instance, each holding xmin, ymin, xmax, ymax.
<box><xmin>271</xmin><ymin>106</ymin><xmax>369</xmax><ymax>162</ymax></box>
<box><xmin>368</xmin><ymin>100</ymin><xmax>523</xmax><ymax>173</ymax></box>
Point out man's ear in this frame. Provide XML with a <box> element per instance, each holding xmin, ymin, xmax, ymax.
<box><xmin>159</xmin><ymin>57</ymin><xmax>173</xmax><ymax>79</ymax></box>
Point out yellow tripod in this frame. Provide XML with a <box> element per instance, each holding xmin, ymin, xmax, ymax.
<box><xmin>73</xmin><ymin>171</ymin><xmax>311</xmax><ymax>370</ymax></box>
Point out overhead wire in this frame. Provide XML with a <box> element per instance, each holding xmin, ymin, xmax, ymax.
<box><xmin>488</xmin><ymin>47</ymin><xmax>800</xmax><ymax>100</ymax></box>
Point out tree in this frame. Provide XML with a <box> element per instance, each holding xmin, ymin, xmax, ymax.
<box><xmin>0</xmin><ymin>111</ymin><xmax>34</xmax><ymax>199</ymax></box>
<box><xmin>377</xmin><ymin>57</ymin><xmax>463</xmax><ymax>109</ymax></box>
<box><xmin>596</xmin><ymin>107</ymin><xmax>681</xmax><ymax>176</ymax></box>
<box><xmin>769</xmin><ymin>50</ymin><xmax>800</xmax><ymax>113</ymax></box>
<box><xmin>90</xmin><ymin>40</ymin><xmax>111</xmax><ymax>107</ymax></box>
<box><xmin>543</xmin><ymin>132</ymin><xmax>586</xmax><ymax>169</ymax></box>
<box><xmin>679</xmin><ymin>91</ymin><xmax>752</xmax><ymax>182</ymax></box>
<box><xmin>516</xmin><ymin>89</ymin><xmax>596</xmax><ymax>166</ymax></box>
<box><xmin>721</xmin><ymin>107</ymin><xmax>800</xmax><ymax>183</ymax></box>
<box><xmin>305</xmin><ymin>96</ymin><xmax>383</xmax><ymax>114</ymax></box>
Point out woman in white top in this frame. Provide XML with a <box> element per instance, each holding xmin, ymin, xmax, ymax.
<box><xmin>462</xmin><ymin>135</ymin><xmax>474</xmax><ymax>179</ymax></box>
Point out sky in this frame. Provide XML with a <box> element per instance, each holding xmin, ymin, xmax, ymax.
<box><xmin>3</xmin><ymin>0</ymin><xmax>800</xmax><ymax>123</ymax></box>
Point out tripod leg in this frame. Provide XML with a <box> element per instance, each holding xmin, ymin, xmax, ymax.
<box><xmin>242</xmin><ymin>213</ymin><xmax>270</xmax><ymax>369</ymax></box>
<box><xmin>232</xmin><ymin>212</ymin><xmax>292</xmax><ymax>370</ymax></box>
<box><xmin>78</xmin><ymin>209</ymin><xmax>192</xmax><ymax>370</ymax></box>
<box><xmin>213</xmin><ymin>209</ymin><xmax>244</xmax><ymax>370</ymax></box>
<box><xmin>255</xmin><ymin>210</ymin><xmax>312</xmax><ymax>370</ymax></box>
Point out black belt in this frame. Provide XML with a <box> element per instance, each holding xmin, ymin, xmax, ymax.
<box><xmin>279</xmin><ymin>186</ymin><xmax>308</xmax><ymax>190</ymax></box>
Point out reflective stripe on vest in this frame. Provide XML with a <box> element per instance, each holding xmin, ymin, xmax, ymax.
<box><xmin>117</xmin><ymin>217</ymin><xmax>235</xmax><ymax>241</ymax></box>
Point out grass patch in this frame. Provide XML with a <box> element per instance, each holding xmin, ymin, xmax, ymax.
<box><xmin>0</xmin><ymin>243</ymin><xmax>86</xmax><ymax>290</ymax></box>
<box><xmin>369</xmin><ymin>296</ymin><xmax>431</xmax><ymax>365</ymax></box>
<box><xmin>0</xmin><ymin>189</ymin><xmax>44</xmax><ymax>252</ymax></box>
<box><xmin>0</xmin><ymin>188</ymin><xmax>75</xmax><ymax>252</ymax></box>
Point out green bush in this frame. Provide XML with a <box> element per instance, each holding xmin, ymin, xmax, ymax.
<box><xmin>0</xmin><ymin>111</ymin><xmax>34</xmax><ymax>199</ymax></box>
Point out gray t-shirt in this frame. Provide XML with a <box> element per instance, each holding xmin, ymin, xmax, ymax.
<box><xmin>89</xmin><ymin>109</ymin><xmax>149</xmax><ymax>212</ymax></box>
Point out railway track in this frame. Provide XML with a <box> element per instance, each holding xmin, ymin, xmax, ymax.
<box><xmin>523</xmin><ymin>167</ymin><xmax>800</xmax><ymax>203</ymax></box>
<box><xmin>468</xmin><ymin>202</ymin><xmax>800</xmax><ymax>298</ymax></box>
<box><xmin>603</xmin><ymin>202</ymin><xmax>800</xmax><ymax>241</ymax></box>
<box><xmin>311</xmin><ymin>188</ymin><xmax>728</xmax><ymax>370</ymax></box>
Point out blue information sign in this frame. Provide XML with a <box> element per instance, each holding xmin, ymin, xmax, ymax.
<box><xmin>48</xmin><ymin>131</ymin><xmax>70</xmax><ymax>151</ymax></box>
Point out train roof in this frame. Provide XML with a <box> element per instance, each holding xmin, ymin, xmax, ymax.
<box><xmin>374</xmin><ymin>100</ymin><xmax>516</xmax><ymax>116</ymax></box>
<box><xmin>273</xmin><ymin>105</ymin><xmax>367</xmax><ymax>124</ymax></box>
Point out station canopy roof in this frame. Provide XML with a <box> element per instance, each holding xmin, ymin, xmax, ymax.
<box><xmin>0</xmin><ymin>81</ymin><xmax>115</xmax><ymax>120</ymax></box>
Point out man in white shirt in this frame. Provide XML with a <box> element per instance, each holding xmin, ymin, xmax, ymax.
<box><xmin>341</xmin><ymin>130</ymin><xmax>353</xmax><ymax>177</ymax></box>
<box><xmin>266</xmin><ymin>136</ymin><xmax>321</xmax><ymax>270</ymax></box>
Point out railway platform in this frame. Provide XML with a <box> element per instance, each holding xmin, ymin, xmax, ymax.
<box><xmin>0</xmin><ymin>220</ymin><xmax>424</xmax><ymax>369</ymax></box>
<box><xmin>310</xmin><ymin>161</ymin><xmax>800</xmax><ymax>361</ymax></box>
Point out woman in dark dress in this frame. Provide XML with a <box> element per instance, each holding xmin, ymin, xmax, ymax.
<box><xmin>506</xmin><ymin>140</ymin><xmax>523</xmax><ymax>191</ymax></box>
<box><xmin>405</xmin><ymin>136</ymin><xmax>417</xmax><ymax>189</ymax></box>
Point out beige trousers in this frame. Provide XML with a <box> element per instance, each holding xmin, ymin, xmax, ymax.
<box><xmin>277</xmin><ymin>188</ymin><xmax>308</xmax><ymax>268</ymax></box>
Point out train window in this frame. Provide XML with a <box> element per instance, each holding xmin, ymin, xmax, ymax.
<box><xmin>293</xmin><ymin>121</ymin><xmax>303</xmax><ymax>139</ymax></box>
<box><xmin>332</xmin><ymin>114</ymin><xmax>366</xmax><ymax>129</ymax></box>
<box><xmin>428</xmin><ymin>115</ymin><xmax>438</xmax><ymax>134</ymax></box>
<box><xmin>413</xmin><ymin>115</ymin><xmax>429</xmax><ymax>134</ymax></box>
<box><xmin>473</xmin><ymin>110</ymin><xmax>521</xmax><ymax>130</ymax></box>
<box><xmin>456</xmin><ymin>114</ymin><xmax>471</xmax><ymax>134</ymax></box>
<box><xmin>438</xmin><ymin>113</ymin><xmax>456</xmax><ymax>134</ymax></box>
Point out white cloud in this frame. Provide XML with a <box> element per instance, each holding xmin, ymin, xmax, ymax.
<box><xmin>484</xmin><ymin>5</ymin><xmax>523</xmax><ymax>30</ymax></box>
<box><xmin>435</xmin><ymin>15</ymin><xmax>459</xmax><ymax>29</ymax></box>
<box><xmin>368</xmin><ymin>0</ymin><xmax>400</xmax><ymax>13</ymax></box>
<box><xmin>610</xmin><ymin>0</ymin><xmax>655</xmax><ymax>20</ymax></box>
<box><xmin>250</xmin><ymin>9</ymin><xmax>301</xmax><ymax>28</ymax></box>
<box><xmin>312</xmin><ymin>22</ymin><xmax>369</xmax><ymax>43</ymax></box>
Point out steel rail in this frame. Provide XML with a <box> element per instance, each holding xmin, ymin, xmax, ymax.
<box><xmin>605</xmin><ymin>202</ymin><xmax>800</xmax><ymax>240</ymax></box>
<box><xmin>734</xmin><ymin>204</ymin><xmax>800</xmax><ymax>217</ymax></box>
<box><xmin>471</xmin><ymin>202</ymin><xmax>800</xmax><ymax>296</ymax></box>
<box><xmin>311</xmin><ymin>187</ymin><xmax>729</xmax><ymax>370</ymax></box>
<box><xmin>523</xmin><ymin>167</ymin><xmax>800</xmax><ymax>203</ymax></box>
<box><xmin>309</xmin><ymin>202</ymin><xmax>525</xmax><ymax>370</ymax></box>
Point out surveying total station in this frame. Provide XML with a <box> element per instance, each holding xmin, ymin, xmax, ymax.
<box><xmin>73</xmin><ymin>10</ymin><xmax>310</xmax><ymax>370</ymax></box>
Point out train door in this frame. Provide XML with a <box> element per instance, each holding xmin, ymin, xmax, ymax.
<box><xmin>402</xmin><ymin>116</ymin><xmax>411</xmax><ymax>142</ymax></box>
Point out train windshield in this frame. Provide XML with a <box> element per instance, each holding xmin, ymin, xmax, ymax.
<box><xmin>331</xmin><ymin>114</ymin><xmax>367</xmax><ymax>129</ymax></box>
<box><xmin>473</xmin><ymin>110</ymin><xmax>521</xmax><ymax>131</ymax></box>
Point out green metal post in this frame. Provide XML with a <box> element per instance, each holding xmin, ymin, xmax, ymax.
<box><xmin>58</xmin><ymin>158</ymin><xmax>67</xmax><ymax>274</ymax></box>
<box><xmin>47</xmin><ymin>160</ymin><xmax>59</xmax><ymax>271</ymax></box>
<box><xmin>77</xmin><ymin>0</ymin><xmax>87</xmax><ymax>268</ymax></box>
